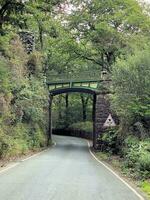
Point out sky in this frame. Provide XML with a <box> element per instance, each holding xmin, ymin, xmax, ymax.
<box><xmin>143</xmin><ymin>0</ymin><xmax>150</xmax><ymax>3</ymax></box>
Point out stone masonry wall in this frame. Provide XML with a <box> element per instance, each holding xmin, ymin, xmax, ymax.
<box><xmin>94</xmin><ymin>94</ymin><xmax>111</xmax><ymax>149</ymax></box>
<box><xmin>19</xmin><ymin>31</ymin><xmax>35</xmax><ymax>54</ymax></box>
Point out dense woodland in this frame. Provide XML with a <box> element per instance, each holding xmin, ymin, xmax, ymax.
<box><xmin>0</xmin><ymin>0</ymin><xmax>150</xmax><ymax>191</ymax></box>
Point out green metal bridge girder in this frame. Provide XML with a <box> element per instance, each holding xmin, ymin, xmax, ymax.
<box><xmin>46</xmin><ymin>70</ymin><xmax>111</xmax><ymax>95</ymax></box>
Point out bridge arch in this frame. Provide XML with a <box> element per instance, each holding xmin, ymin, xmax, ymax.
<box><xmin>46</xmin><ymin>70</ymin><xmax>115</xmax><ymax>149</ymax></box>
<box><xmin>49</xmin><ymin>87</ymin><xmax>100</xmax><ymax>96</ymax></box>
<box><xmin>48</xmin><ymin>87</ymin><xmax>98</xmax><ymax>148</ymax></box>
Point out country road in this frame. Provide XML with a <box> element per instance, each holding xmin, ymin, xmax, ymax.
<box><xmin>0</xmin><ymin>135</ymin><xmax>144</xmax><ymax>200</ymax></box>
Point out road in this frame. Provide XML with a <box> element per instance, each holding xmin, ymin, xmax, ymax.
<box><xmin>0</xmin><ymin>135</ymin><xmax>144</xmax><ymax>200</ymax></box>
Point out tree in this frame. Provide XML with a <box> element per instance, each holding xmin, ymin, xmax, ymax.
<box><xmin>0</xmin><ymin>0</ymin><xmax>25</xmax><ymax>34</ymax></box>
<box><xmin>64</xmin><ymin>0</ymin><xmax>150</xmax><ymax>71</ymax></box>
<box><xmin>112</xmin><ymin>46</ymin><xmax>150</xmax><ymax>137</ymax></box>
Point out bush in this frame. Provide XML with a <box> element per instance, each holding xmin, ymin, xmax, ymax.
<box><xmin>0</xmin><ymin>123</ymin><xmax>47</xmax><ymax>160</ymax></box>
<box><xmin>141</xmin><ymin>181</ymin><xmax>150</xmax><ymax>197</ymax></box>
<box><xmin>0</xmin><ymin>123</ymin><xmax>31</xmax><ymax>158</ymax></box>
<box><xmin>0</xmin><ymin>34</ymin><xmax>48</xmax><ymax>160</ymax></box>
<box><xmin>138</xmin><ymin>153</ymin><xmax>150</xmax><ymax>171</ymax></box>
<box><xmin>100</xmin><ymin>128</ymin><xmax>118</xmax><ymax>154</ymax></box>
<box><xmin>112</xmin><ymin>47</ymin><xmax>150</xmax><ymax>137</ymax></box>
<box><xmin>123</xmin><ymin>136</ymin><xmax>150</xmax><ymax>179</ymax></box>
<box><xmin>0</xmin><ymin>129</ymin><xmax>10</xmax><ymax>159</ymax></box>
<box><xmin>28</xmin><ymin>125</ymin><xmax>47</xmax><ymax>149</ymax></box>
<box><xmin>0</xmin><ymin>58</ymin><xmax>10</xmax><ymax>93</ymax></box>
<box><xmin>69</xmin><ymin>121</ymin><xmax>93</xmax><ymax>132</ymax></box>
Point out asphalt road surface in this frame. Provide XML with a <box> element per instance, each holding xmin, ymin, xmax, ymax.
<box><xmin>0</xmin><ymin>135</ymin><xmax>144</xmax><ymax>200</ymax></box>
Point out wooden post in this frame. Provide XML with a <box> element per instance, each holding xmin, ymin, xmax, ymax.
<box><xmin>47</xmin><ymin>94</ymin><xmax>53</xmax><ymax>146</ymax></box>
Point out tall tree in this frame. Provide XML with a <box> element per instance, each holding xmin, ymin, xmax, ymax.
<box><xmin>64</xmin><ymin>0</ymin><xmax>150</xmax><ymax>71</ymax></box>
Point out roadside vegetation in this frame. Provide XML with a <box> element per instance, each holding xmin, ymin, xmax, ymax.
<box><xmin>0</xmin><ymin>33</ymin><xmax>48</xmax><ymax>160</ymax></box>
<box><xmin>0</xmin><ymin>1</ymin><xmax>62</xmax><ymax>160</ymax></box>
<box><xmin>0</xmin><ymin>0</ymin><xmax>150</xmax><ymax>196</ymax></box>
<box><xmin>96</xmin><ymin>47</ymin><xmax>150</xmax><ymax>197</ymax></box>
<box><xmin>69</xmin><ymin>121</ymin><xmax>93</xmax><ymax>133</ymax></box>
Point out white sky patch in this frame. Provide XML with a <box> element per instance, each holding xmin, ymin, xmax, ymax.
<box><xmin>139</xmin><ymin>0</ymin><xmax>150</xmax><ymax>3</ymax></box>
<box><xmin>144</xmin><ymin>0</ymin><xmax>150</xmax><ymax>3</ymax></box>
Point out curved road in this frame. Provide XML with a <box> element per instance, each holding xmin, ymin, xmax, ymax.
<box><xmin>0</xmin><ymin>135</ymin><xmax>144</xmax><ymax>200</ymax></box>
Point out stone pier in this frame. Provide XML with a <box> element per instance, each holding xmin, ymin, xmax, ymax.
<box><xmin>93</xmin><ymin>93</ymin><xmax>112</xmax><ymax>149</ymax></box>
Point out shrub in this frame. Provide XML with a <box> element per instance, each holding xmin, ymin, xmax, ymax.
<box><xmin>0</xmin><ymin>58</ymin><xmax>10</xmax><ymax>93</ymax></box>
<box><xmin>28</xmin><ymin>125</ymin><xmax>47</xmax><ymax>149</ymax></box>
<box><xmin>141</xmin><ymin>181</ymin><xmax>150</xmax><ymax>197</ymax></box>
<box><xmin>100</xmin><ymin>128</ymin><xmax>118</xmax><ymax>154</ymax></box>
<box><xmin>138</xmin><ymin>153</ymin><xmax>150</xmax><ymax>171</ymax></box>
<box><xmin>69</xmin><ymin>121</ymin><xmax>93</xmax><ymax>132</ymax></box>
<box><xmin>0</xmin><ymin>129</ymin><xmax>10</xmax><ymax>159</ymax></box>
<box><xmin>0</xmin><ymin>33</ymin><xmax>48</xmax><ymax>160</ymax></box>
<box><xmin>112</xmin><ymin>47</ymin><xmax>150</xmax><ymax>140</ymax></box>
<box><xmin>0</xmin><ymin>124</ymin><xmax>30</xmax><ymax>158</ymax></box>
<box><xmin>123</xmin><ymin>136</ymin><xmax>150</xmax><ymax>179</ymax></box>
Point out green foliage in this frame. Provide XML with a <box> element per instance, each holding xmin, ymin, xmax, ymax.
<box><xmin>123</xmin><ymin>136</ymin><xmax>150</xmax><ymax>179</ymax></box>
<box><xmin>0</xmin><ymin>58</ymin><xmax>10</xmax><ymax>93</ymax></box>
<box><xmin>53</xmin><ymin>93</ymin><xmax>93</xmax><ymax>129</ymax></box>
<box><xmin>16</xmin><ymin>76</ymin><xmax>48</xmax><ymax>125</ymax></box>
<box><xmin>27</xmin><ymin>124</ymin><xmax>47</xmax><ymax>149</ymax></box>
<box><xmin>138</xmin><ymin>153</ymin><xmax>150</xmax><ymax>172</ymax></box>
<box><xmin>67</xmin><ymin>0</ymin><xmax>150</xmax><ymax>71</ymax></box>
<box><xmin>0</xmin><ymin>123</ymin><xmax>47</xmax><ymax>159</ymax></box>
<box><xmin>99</xmin><ymin>132</ymin><xmax>150</xmax><ymax>179</ymax></box>
<box><xmin>69</xmin><ymin>121</ymin><xmax>93</xmax><ymax>133</ymax></box>
<box><xmin>0</xmin><ymin>34</ymin><xmax>11</xmax><ymax>53</ymax></box>
<box><xmin>112</xmin><ymin>47</ymin><xmax>150</xmax><ymax>135</ymax></box>
<box><xmin>0</xmin><ymin>123</ymin><xmax>28</xmax><ymax>159</ymax></box>
<box><xmin>27</xmin><ymin>52</ymin><xmax>43</xmax><ymax>75</ymax></box>
<box><xmin>140</xmin><ymin>181</ymin><xmax>150</xmax><ymax>198</ymax></box>
<box><xmin>102</xmin><ymin>129</ymin><xmax>117</xmax><ymax>144</ymax></box>
<box><xmin>0</xmin><ymin>32</ymin><xmax>48</xmax><ymax>159</ymax></box>
<box><xmin>0</xmin><ymin>0</ymin><xmax>149</xmax><ymax>188</ymax></box>
<box><xmin>100</xmin><ymin>128</ymin><xmax>119</xmax><ymax>154</ymax></box>
<box><xmin>0</xmin><ymin>128</ymin><xmax>10</xmax><ymax>159</ymax></box>
<box><xmin>111</xmin><ymin>43</ymin><xmax>150</xmax><ymax>182</ymax></box>
<box><xmin>0</xmin><ymin>0</ymin><xmax>62</xmax><ymax>160</ymax></box>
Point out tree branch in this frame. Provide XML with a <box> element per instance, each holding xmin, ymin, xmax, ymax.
<box><xmin>73</xmin><ymin>49</ymin><xmax>102</xmax><ymax>66</ymax></box>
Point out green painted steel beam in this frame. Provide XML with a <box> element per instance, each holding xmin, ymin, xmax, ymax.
<box><xmin>49</xmin><ymin>87</ymin><xmax>101</xmax><ymax>96</ymax></box>
<box><xmin>46</xmin><ymin>69</ymin><xmax>111</xmax><ymax>93</ymax></box>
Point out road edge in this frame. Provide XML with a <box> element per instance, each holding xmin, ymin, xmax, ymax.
<box><xmin>87</xmin><ymin>140</ymin><xmax>145</xmax><ymax>200</ymax></box>
<box><xmin>0</xmin><ymin>142</ymin><xmax>56</xmax><ymax>175</ymax></box>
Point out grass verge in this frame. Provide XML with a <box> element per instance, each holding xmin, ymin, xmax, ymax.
<box><xmin>94</xmin><ymin>151</ymin><xmax>150</xmax><ymax>200</ymax></box>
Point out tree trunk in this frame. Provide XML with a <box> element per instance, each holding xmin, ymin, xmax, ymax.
<box><xmin>80</xmin><ymin>94</ymin><xmax>90</xmax><ymax>121</ymax></box>
<box><xmin>65</xmin><ymin>93</ymin><xmax>69</xmax><ymax>109</ymax></box>
<box><xmin>0</xmin><ymin>21</ymin><xmax>3</xmax><ymax>35</ymax></box>
<box><xmin>65</xmin><ymin>94</ymin><xmax>69</xmax><ymax>127</ymax></box>
<box><xmin>36</xmin><ymin>17</ymin><xmax>43</xmax><ymax>50</ymax></box>
<box><xmin>58</xmin><ymin>95</ymin><xmax>62</xmax><ymax>120</ymax></box>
